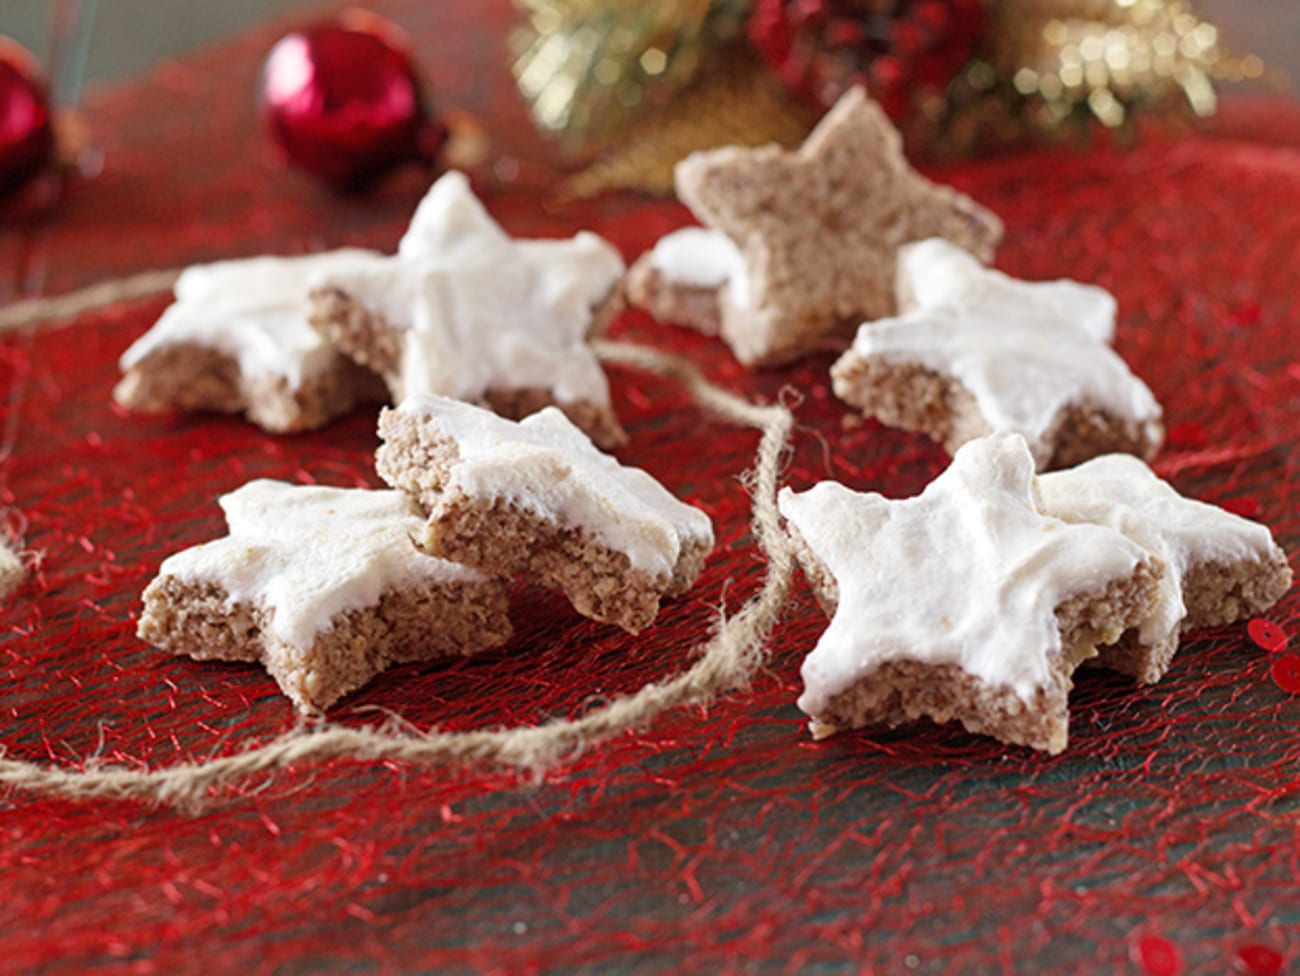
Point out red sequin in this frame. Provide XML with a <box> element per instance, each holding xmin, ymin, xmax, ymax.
<box><xmin>1269</xmin><ymin>655</ymin><xmax>1300</xmax><ymax>695</ymax></box>
<box><xmin>1234</xmin><ymin>944</ymin><xmax>1284</xmax><ymax>976</ymax></box>
<box><xmin>1248</xmin><ymin>619</ymin><xmax>1287</xmax><ymax>654</ymax></box>
<box><xmin>1135</xmin><ymin>935</ymin><xmax>1183</xmax><ymax>976</ymax></box>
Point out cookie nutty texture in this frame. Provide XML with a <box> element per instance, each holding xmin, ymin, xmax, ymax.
<box><xmin>1039</xmin><ymin>454</ymin><xmax>1292</xmax><ymax>683</ymax></box>
<box><xmin>309</xmin><ymin>170</ymin><xmax>627</xmax><ymax>449</ymax></box>
<box><xmin>115</xmin><ymin>251</ymin><xmax>390</xmax><ymax>433</ymax></box>
<box><xmin>138</xmin><ymin>480</ymin><xmax>512</xmax><ymax>714</ymax></box>
<box><xmin>779</xmin><ymin>432</ymin><xmax>1160</xmax><ymax>754</ymax></box>
<box><xmin>625</xmin><ymin>86</ymin><xmax>1003</xmax><ymax>366</ymax></box>
<box><xmin>377</xmin><ymin>396</ymin><xmax>715</xmax><ymax>635</ymax></box>
<box><xmin>832</xmin><ymin>238</ymin><xmax>1164</xmax><ymax>470</ymax></box>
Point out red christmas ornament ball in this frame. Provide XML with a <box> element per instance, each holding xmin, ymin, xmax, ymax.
<box><xmin>0</xmin><ymin>37</ymin><xmax>55</xmax><ymax>199</ymax></box>
<box><xmin>748</xmin><ymin>0</ymin><xmax>986</xmax><ymax>120</ymax></box>
<box><xmin>260</xmin><ymin>13</ymin><xmax>447</xmax><ymax>189</ymax></box>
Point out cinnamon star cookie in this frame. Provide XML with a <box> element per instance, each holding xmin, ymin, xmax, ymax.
<box><xmin>623</xmin><ymin>86</ymin><xmax>1003</xmax><ymax>365</ymax></box>
<box><xmin>309</xmin><ymin>170</ymin><xmax>627</xmax><ymax>448</ymax></box>
<box><xmin>831</xmin><ymin>238</ymin><xmax>1163</xmax><ymax>470</ymax></box>
<box><xmin>1039</xmin><ymin>454</ymin><xmax>1292</xmax><ymax>683</ymax></box>
<box><xmin>115</xmin><ymin>251</ymin><xmax>390</xmax><ymax>433</ymax></box>
<box><xmin>779</xmin><ymin>432</ymin><xmax>1160</xmax><ymax>754</ymax></box>
<box><xmin>377</xmin><ymin>396</ymin><xmax>715</xmax><ymax>634</ymax></box>
<box><xmin>138</xmin><ymin>480</ymin><xmax>512</xmax><ymax>714</ymax></box>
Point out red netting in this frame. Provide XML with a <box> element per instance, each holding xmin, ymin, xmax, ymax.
<box><xmin>1</xmin><ymin>1</ymin><xmax>1298</xmax><ymax>972</ymax></box>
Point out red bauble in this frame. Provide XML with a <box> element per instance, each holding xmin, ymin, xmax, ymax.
<box><xmin>0</xmin><ymin>37</ymin><xmax>54</xmax><ymax>199</ymax></box>
<box><xmin>260</xmin><ymin>13</ymin><xmax>447</xmax><ymax>190</ymax></box>
<box><xmin>748</xmin><ymin>0</ymin><xmax>986</xmax><ymax>120</ymax></box>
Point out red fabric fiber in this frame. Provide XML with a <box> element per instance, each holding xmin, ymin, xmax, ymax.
<box><xmin>1</xmin><ymin>1</ymin><xmax>1297</xmax><ymax>972</ymax></box>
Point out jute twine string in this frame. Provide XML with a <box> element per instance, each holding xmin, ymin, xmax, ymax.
<box><xmin>0</xmin><ymin>268</ymin><xmax>183</xmax><ymax>334</ymax></box>
<box><xmin>0</xmin><ymin>278</ymin><xmax>796</xmax><ymax>811</ymax></box>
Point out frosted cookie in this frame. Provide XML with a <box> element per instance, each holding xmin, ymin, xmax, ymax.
<box><xmin>309</xmin><ymin>170</ymin><xmax>627</xmax><ymax>449</ymax></box>
<box><xmin>115</xmin><ymin>251</ymin><xmax>390</xmax><ymax>433</ymax></box>
<box><xmin>376</xmin><ymin>396</ymin><xmax>715</xmax><ymax>634</ymax></box>
<box><xmin>1039</xmin><ymin>454</ymin><xmax>1292</xmax><ymax>683</ymax></box>
<box><xmin>831</xmin><ymin>238</ymin><xmax>1164</xmax><ymax>470</ymax></box>
<box><xmin>622</xmin><ymin>227</ymin><xmax>743</xmax><ymax>338</ymax></box>
<box><xmin>0</xmin><ymin>535</ymin><xmax>22</xmax><ymax>599</ymax></box>
<box><xmin>622</xmin><ymin>86</ymin><xmax>1003</xmax><ymax>365</ymax></box>
<box><xmin>138</xmin><ymin>480</ymin><xmax>512</xmax><ymax>714</ymax></box>
<box><xmin>778</xmin><ymin>432</ymin><xmax>1160</xmax><ymax>754</ymax></box>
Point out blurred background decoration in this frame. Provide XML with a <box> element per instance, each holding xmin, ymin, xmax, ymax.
<box><xmin>0</xmin><ymin>37</ymin><xmax>54</xmax><ymax>197</ymax></box>
<box><xmin>510</xmin><ymin>0</ymin><xmax>1282</xmax><ymax>195</ymax></box>
<box><xmin>2</xmin><ymin>0</ymin><xmax>1293</xmax><ymax>200</ymax></box>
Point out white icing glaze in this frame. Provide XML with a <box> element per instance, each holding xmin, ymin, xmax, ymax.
<box><xmin>313</xmin><ymin>170</ymin><xmax>625</xmax><ymax>407</ymax></box>
<box><xmin>395</xmin><ymin>395</ymin><xmax>714</xmax><ymax>579</ymax></box>
<box><xmin>120</xmin><ymin>249</ymin><xmax>387</xmax><ymax>386</ymax></box>
<box><xmin>779</xmin><ymin>432</ymin><xmax>1150</xmax><ymax>718</ymax></box>
<box><xmin>159</xmin><ymin>479</ymin><xmax>484</xmax><ymax>650</ymax></box>
<box><xmin>1038</xmin><ymin>453</ymin><xmax>1283</xmax><ymax>646</ymax></box>
<box><xmin>648</xmin><ymin>227</ymin><xmax>751</xmax><ymax>307</ymax></box>
<box><xmin>850</xmin><ymin>238</ymin><xmax>1161</xmax><ymax>466</ymax></box>
<box><xmin>896</xmin><ymin>238</ymin><xmax>1117</xmax><ymax>343</ymax></box>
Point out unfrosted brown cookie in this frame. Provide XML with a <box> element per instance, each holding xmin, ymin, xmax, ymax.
<box><xmin>1038</xmin><ymin>453</ymin><xmax>1293</xmax><ymax>683</ymax></box>
<box><xmin>376</xmin><ymin>396</ymin><xmax>715</xmax><ymax>635</ymax></box>
<box><xmin>779</xmin><ymin>432</ymin><xmax>1161</xmax><ymax>754</ymax></box>
<box><xmin>138</xmin><ymin>479</ymin><xmax>512</xmax><ymax>714</ymax></box>
<box><xmin>115</xmin><ymin>251</ymin><xmax>389</xmax><ymax>434</ymax></box>
<box><xmin>308</xmin><ymin>171</ymin><xmax>627</xmax><ymax>450</ymax></box>
<box><xmin>831</xmin><ymin>238</ymin><xmax>1164</xmax><ymax>470</ymax></box>
<box><xmin>624</xmin><ymin>86</ymin><xmax>1003</xmax><ymax>365</ymax></box>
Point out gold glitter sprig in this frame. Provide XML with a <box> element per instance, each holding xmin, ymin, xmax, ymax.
<box><xmin>919</xmin><ymin>0</ymin><xmax>1268</xmax><ymax>158</ymax></box>
<box><xmin>992</xmin><ymin>0</ymin><xmax>1259</xmax><ymax>127</ymax></box>
<box><xmin>563</xmin><ymin>46</ymin><xmax>814</xmax><ymax>198</ymax></box>
<box><xmin>511</xmin><ymin>0</ymin><xmax>1263</xmax><ymax>190</ymax></box>
<box><xmin>510</xmin><ymin>0</ymin><xmax>750</xmax><ymax>145</ymax></box>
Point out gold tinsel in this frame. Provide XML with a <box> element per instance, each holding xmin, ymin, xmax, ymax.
<box><xmin>989</xmin><ymin>1</ymin><xmax>1258</xmax><ymax>122</ymax></box>
<box><xmin>563</xmin><ymin>47</ymin><xmax>815</xmax><ymax>198</ymax></box>
<box><xmin>925</xmin><ymin>0</ymin><xmax>1267</xmax><ymax>157</ymax></box>
<box><xmin>511</xmin><ymin>0</ymin><xmax>750</xmax><ymax>143</ymax></box>
<box><xmin>512</xmin><ymin>0</ymin><xmax>1259</xmax><ymax>194</ymax></box>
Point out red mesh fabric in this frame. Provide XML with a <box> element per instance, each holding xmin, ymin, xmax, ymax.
<box><xmin>2</xmin><ymin>1</ymin><xmax>1298</xmax><ymax>972</ymax></box>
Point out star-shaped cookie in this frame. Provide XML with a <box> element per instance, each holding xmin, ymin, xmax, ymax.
<box><xmin>377</xmin><ymin>395</ymin><xmax>715</xmax><ymax>634</ymax></box>
<box><xmin>1039</xmin><ymin>454</ymin><xmax>1292</xmax><ymax>683</ymax></box>
<box><xmin>778</xmin><ymin>432</ymin><xmax>1159</xmax><ymax>753</ymax></box>
<box><xmin>309</xmin><ymin>170</ymin><xmax>628</xmax><ymax>448</ymax></box>
<box><xmin>137</xmin><ymin>479</ymin><xmax>512</xmax><ymax>713</ymax></box>
<box><xmin>624</xmin><ymin>86</ymin><xmax>1003</xmax><ymax>366</ymax></box>
<box><xmin>832</xmin><ymin>237</ymin><xmax>1164</xmax><ymax>470</ymax></box>
<box><xmin>115</xmin><ymin>251</ymin><xmax>390</xmax><ymax>433</ymax></box>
